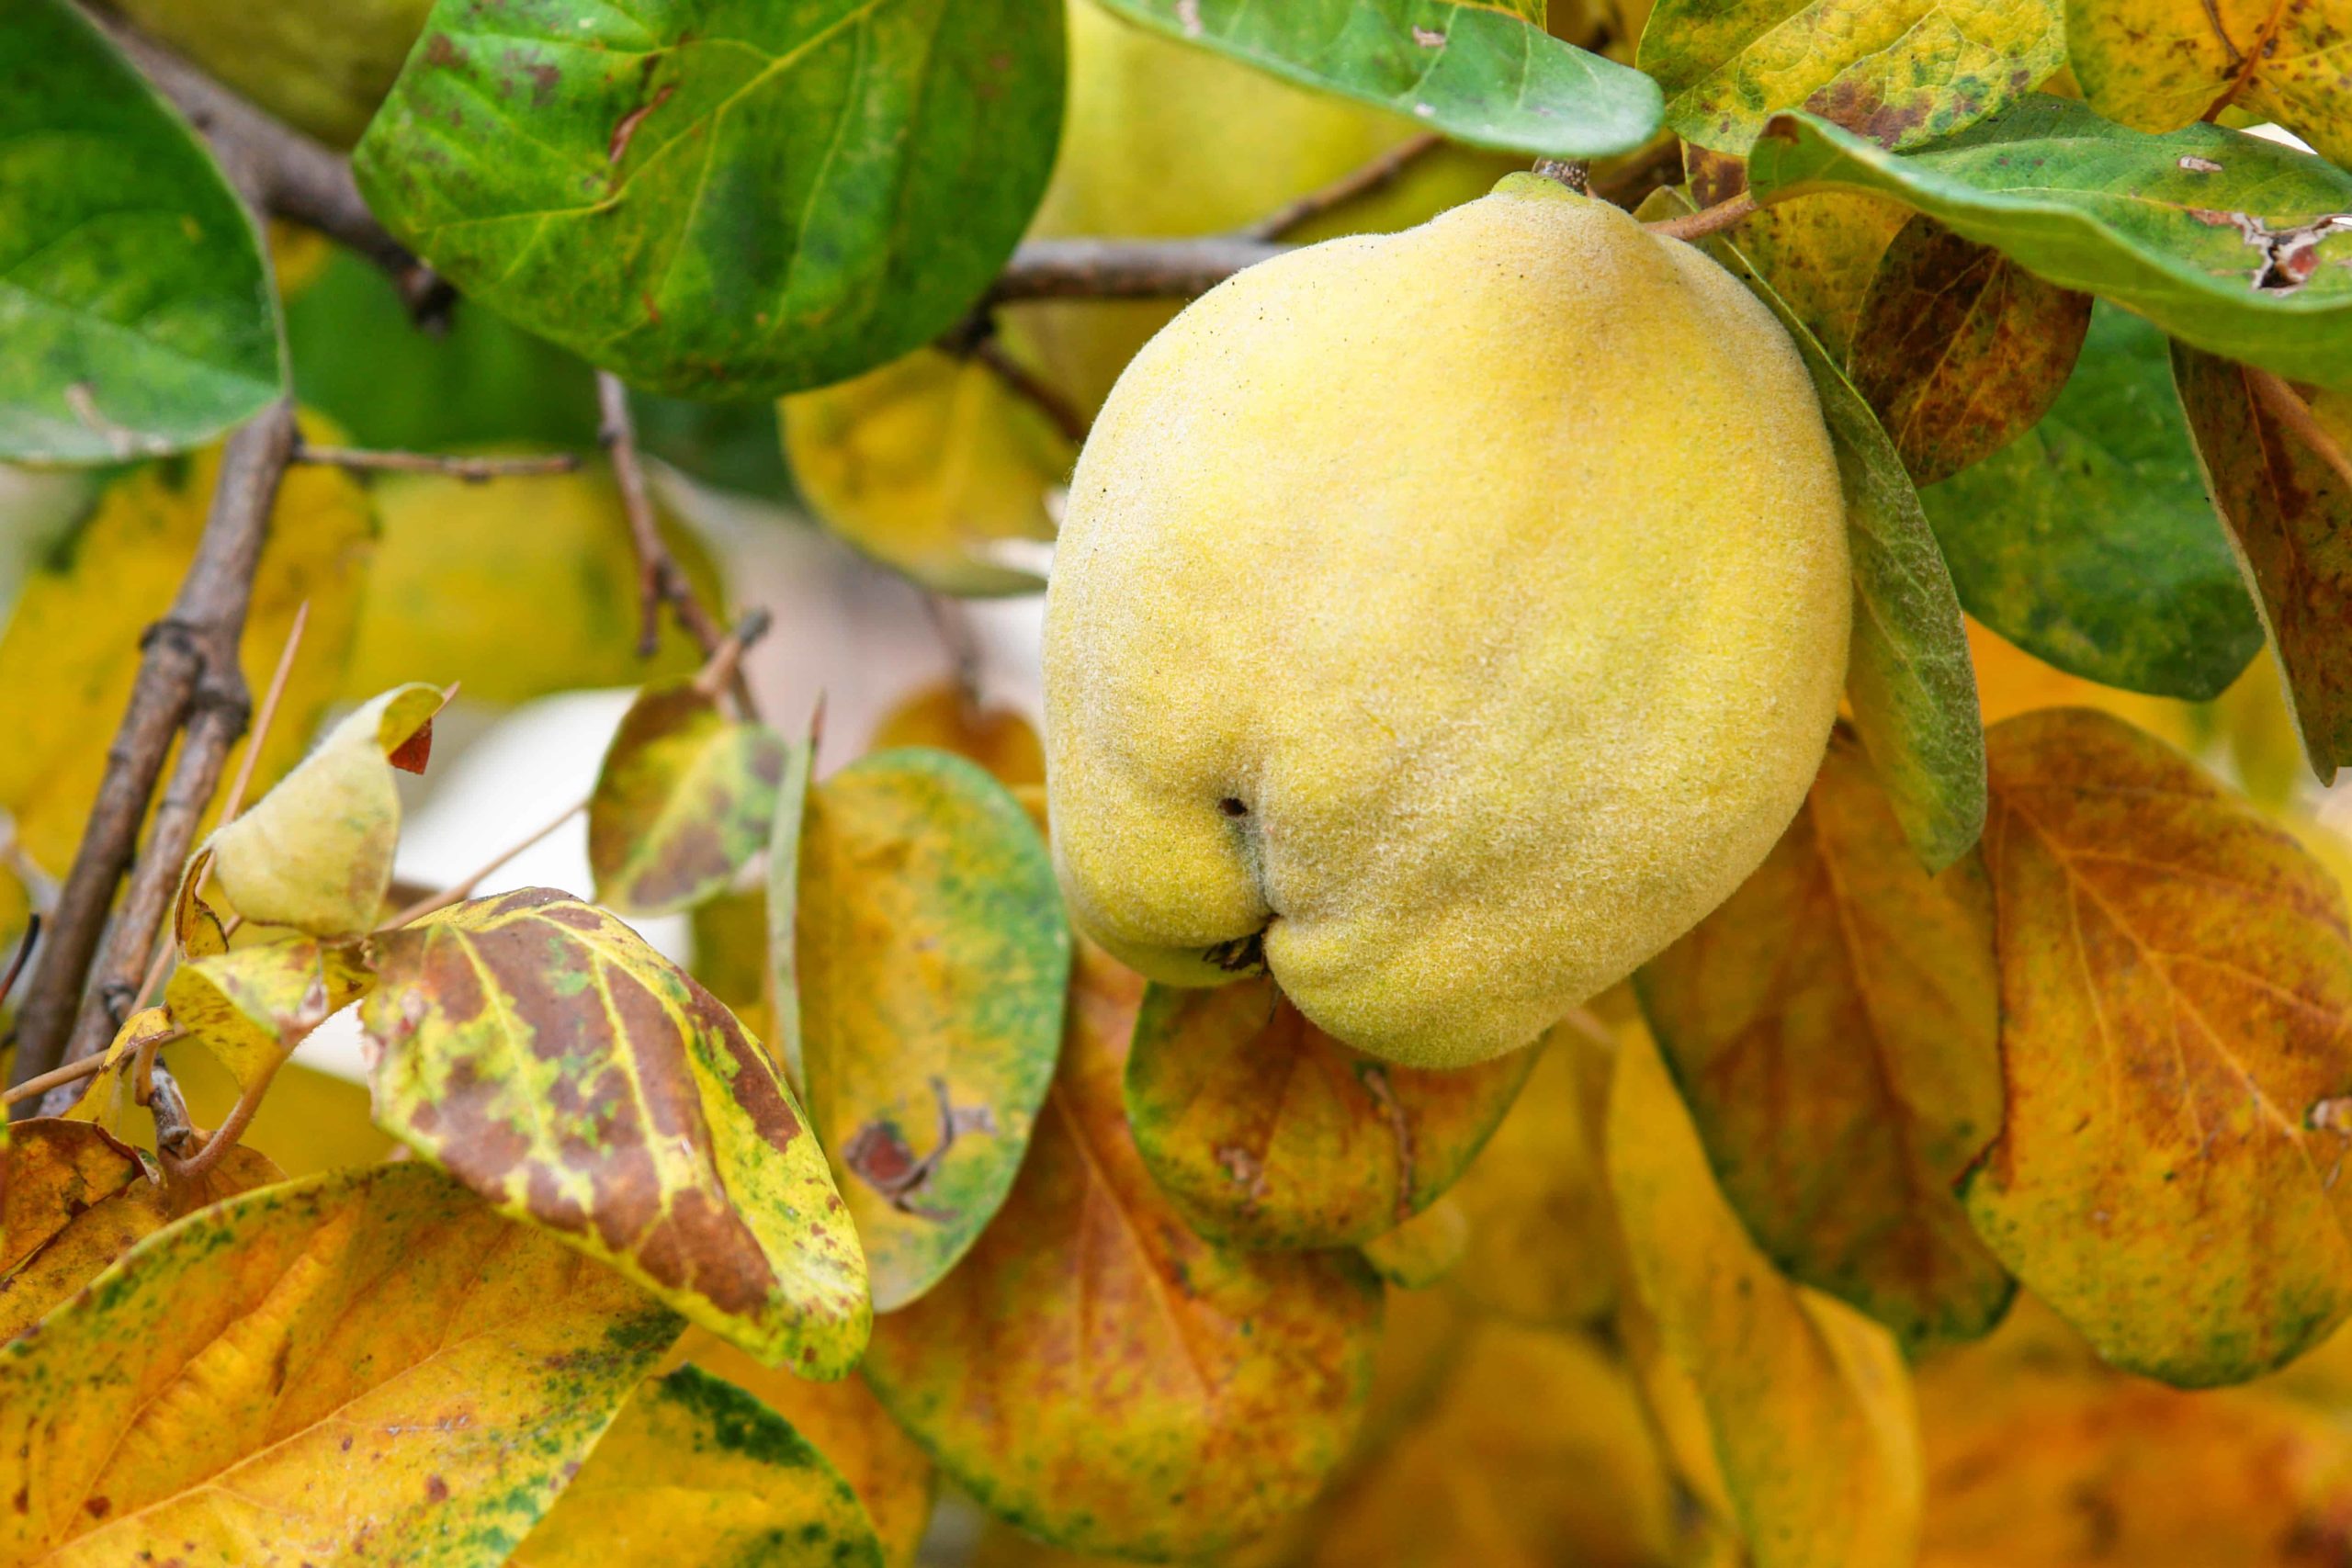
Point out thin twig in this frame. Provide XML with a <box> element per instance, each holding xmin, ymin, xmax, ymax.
<box><xmin>1243</xmin><ymin>132</ymin><xmax>1445</xmax><ymax>241</ymax></box>
<box><xmin>10</xmin><ymin>400</ymin><xmax>296</xmax><ymax>1105</ymax></box>
<box><xmin>2249</xmin><ymin>368</ymin><xmax>2352</xmax><ymax>491</ymax></box>
<box><xmin>130</xmin><ymin>600</ymin><xmax>312</xmax><ymax>1015</ymax></box>
<box><xmin>0</xmin><ymin>916</ymin><xmax>37</xmax><ymax>1014</ymax></box>
<box><xmin>378</xmin><ymin>796</ymin><xmax>590</xmax><ymax>931</ymax></box>
<box><xmin>921</xmin><ymin>594</ymin><xmax>988</xmax><ymax>718</ymax></box>
<box><xmin>988</xmin><ymin>237</ymin><xmax>1289</xmax><ymax>304</ymax></box>
<box><xmin>145</xmin><ymin>1062</ymin><xmax>199</xmax><ymax>1163</ymax></box>
<box><xmin>594</xmin><ymin>372</ymin><xmax>761</xmax><ymax>716</ymax></box>
<box><xmin>0</xmin><ymin>1029</ymin><xmax>183</xmax><ymax>1111</ymax></box>
<box><xmin>292</xmin><ymin>445</ymin><xmax>582</xmax><ymax>482</ymax></box>
<box><xmin>1646</xmin><ymin>191</ymin><xmax>1760</xmax><ymax>243</ymax></box>
<box><xmin>970</xmin><ymin>337</ymin><xmax>1091</xmax><ymax>446</ymax></box>
<box><xmin>162</xmin><ymin>1046</ymin><xmax>286</xmax><ymax>1182</ymax></box>
<box><xmin>691</xmin><ymin>611</ymin><xmax>776</xmax><ymax>705</ymax></box>
<box><xmin>84</xmin><ymin>8</ymin><xmax>453</xmax><ymax>327</ymax></box>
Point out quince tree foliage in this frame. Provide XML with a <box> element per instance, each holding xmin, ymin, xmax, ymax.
<box><xmin>5</xmin><ymin>0</ymin><xmax>2352</xmax><ymax>1561</ymax></box>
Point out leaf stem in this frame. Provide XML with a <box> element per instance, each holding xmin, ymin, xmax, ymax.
<box><xmin>1645</xmin><ymin>191</ymin><xmax>1760</xmax><ymax>242</ymax></box>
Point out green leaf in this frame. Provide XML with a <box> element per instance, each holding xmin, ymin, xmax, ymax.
<box><xmin>793</xmin><ymin>749</ymin><xmax>1069</xmax><ymax>1312</ymax></box>
<box><xmin>353</xmin><ymin>0</ymin><xmax>1067</xmax><ymax>397</ymax></box>
<box><xmin>590</xmin><ymin>681</ymin><xmax>788</xmax><ymax>917</ymax></box>
<box><xmin>360</xmin><ymin>888</ymin><xmax>871</xmax><ymax>1375</ymax></box>
<box><xmin>2172</xmin><ymin>352</ymin><xmax>2352</xmax><ymax>786</ymax></box>
<box><xmin>1746</xmin><ymin>96</ymin><xmax>2352</xmax><ymax>390</ymax></box>
<box><xmin>510</xmin><ymin>1367</ymin><xmax>884</xmax><ymax>1568</ymax></box>
<box><xmin>1920</xmin><ymin>303</ymin><xmax>2264</xmax><ymax>700</ymax></box>
<box><xmin>1094</xmin><ymin>0</ymin><xmax>1662</xmax><ymax>157</ymax></box>
<box><xmin>1636</xmin><ymin>726</ymin><xmax>2012</xmax><ymax>1355</ymax></box>
<box><xmin>1640</xmin><ymin>0</ymin><xmax>2062</xmax><ymax>154</ymax></box>
<box><xmin>1657</xmin><ymin>187</ymin><xmax>1986</xmax><ymax>870</ymax></box>
<box><xmin>1125</xmin><ymin>975</ymin><xmax>1539</xmax><ymax>1249</ymax></box>
<box><xmin>1847</xmin><ymin>215</ymin><xmax>2093</xmax><ymax>487</ymax></box>
<box><xmin>0</xmin><ymin>1161</ymin><xmax>680</xmax><ymax>1565</ymax></box>
<box><xmin>0</xmin><ymin>0</ymin><xmax>282</xmax><ymax>462</ymax></box>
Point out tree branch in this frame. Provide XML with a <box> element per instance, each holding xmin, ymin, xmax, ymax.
<box><xmin>292</xmin><ymin>444</ymin><xmax>582</xmax><ymax>481</ymax></box>
<box><xmin>8</xmin><ymin>400</ymin><xmax>295</xmax><ymax>1102</ymax></box>
<box><xmin>82</xmin><ymin>6</ymin><xmax>453</xmax><ymax>327</ymax></box>
<box><xmin>987</xmin><ymin>237</ymin><xmax>1289</xmax><ymax>304</ymax></box>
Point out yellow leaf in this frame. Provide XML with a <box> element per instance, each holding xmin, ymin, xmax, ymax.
<box><xmin>1304</xmin><ymin>1322</ymin><xmax>1681</xmax><ymax>1568</ymax></box>
<box><xmin>589</xmin><ymin>682</ymin><xmax>788</xmax><ymax>917</ymax></box>
<box><xmin>0</xmin><ymin>1162</ymin><xmax>679</xmax><ymax>1565</ymax></box>
<box><xmin>207</xmin><ymin>682</ymin><xmax>441</xmax><ymax>937</ymax></box>
<box><xmin>106</xmin><ymin>0</ymin><xmax>433</xmax><ymax>147</ymax></box>
<box><xmin>1687</xmin><ymin>148</ymin><xmax>1909</xmax><ymax>363</ymax></box>
<box><xmin>1607</xmin><ymin>1021</ymin><xmax>1923</xmax><ymax>1568</ymax></box>
<box><xmin>1637</xmin><ymin>725</ymin><xmax>2011</xmax><ymax>1352</ymax></box>
<box><xmin>869</xmin><ymin>682</ymin><xmax>1046</xmax><ymax>786</ymax></box>
<box><xmin>57</xmin><ymin>1008</ymin><xmax>173</xmax><ymax>1141</ymax></box>
<box><xmin>860</xmin><ymin>938</ymin><xmax>1382</xmax><ymax>1560</ymax></box>
<box><xmin>1360</xmin><ymin>1193</ymin><xmax>1470</xmax><ymax>1289</ymax></box>
<box><xmin>2070</xmin><ymin>0</ymin><xmax>2352</xmax><ymax>167</ymax></box>
<box><xmin>782</xmin><ymin>348</ymin><xmax>1069</xmax><ymax>596</ymax></box>
<box><xmin>1444</xmin><ymin>1028</ymin><xmax>1621</xmax><ymax>1326</ymax></box>
<box><xmin>163</xmin><ymin>938</ymin><xmax>373</xmax><ymax>1092</ymax></box>
<box><xmin>0</xmin><ymin>1121</ymin><xmax>159</xmax><ymax>1344</ymax></box>
<box><xmin>339</xmin><ymin>463</ymin><xmax>723</xmax><ymax>705</ymax></box>
<box><xmin>1917</xmin><ymin>1292</ymin><xmax>2352</xmax><ymax>1565</ymax></box>
<box><xmin>1966</xmin><ymin>708</ymin><xmax>2352</xmax><ymax>1384</ymax></box>
<box><xmin>668</xmin><ymin>1326</ymin><xmax>937</xmax><ymax>1568</ymax></box>
<box><xmin>0</xmin><ymin>425</ymin><xmax>377</xmax><ymax>879</ymax></box>
<box><xmin>511</xmin><ymin>1366</ymin><xmax>885</xmax><ymax>1567</ymax></box>
<box><xmin>362</xmin><ymin>888</ymin><xmax>870</xmax><ymax>1374</ymax></box>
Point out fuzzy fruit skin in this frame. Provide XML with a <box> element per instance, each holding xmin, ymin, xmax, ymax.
<box><xmin>1043</xmin><ymin>178</ymin><xmax>1851</xmax><ymax>1069</ymax></box>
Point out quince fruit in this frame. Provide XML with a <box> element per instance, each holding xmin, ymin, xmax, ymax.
<box><xmin>1044</xmin><ymin>178</ymin><xmax>1850</xmax><ymax>1067</ymax></box>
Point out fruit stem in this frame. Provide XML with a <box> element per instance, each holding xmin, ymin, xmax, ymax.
<box><xmin>1532</xmin><ymin>158</ymin><xmax>1591</xmax><ymax>194</ymax></box>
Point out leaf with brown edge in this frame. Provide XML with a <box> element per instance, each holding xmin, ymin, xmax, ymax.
<box><xmin>1608</xmin><ymin>1021</ymin><xmax>1924</xmax><ymax>1568</ymax></box>
<box><xmin>589</xmin><ymin>680</ymin><xmax>789</xmax><ymax>917</ymax></box>
<box><xmin>509</xmin><ymin>1365</ymin><xmax>885</xmax><ymax>1568</ymax></box>
<box><xmin>860</xmin><ymin>939</ymin><xmax>1383</xmax><ymax>1561</ymax></box>
<box><xmin>2068</xmin><ymin>0</ymin><xmax>2352</xmax><ymax>169</ymax></box>
<box><xmin>1636</xmin><ymin>725</ymin><xmax>2012</xmax><ymax>1354</ymax></box>
<box><xmin>667</xmin><ymin>1327</ymin><xmax>936</xmax><ymax>1568</ymax></box>
<box><xmin>1848</xmin><ymin>215</ymin><xmax>2093</xmax><ymax>486</ymax></box>
<box><xmin>1125</xmin><ymin>975</ymin><xmax>1538</xmax><ymax>1249</ymax></box>
<box><xmin>1966</xmin><ymin>708</ymin><xmax>2352</xmax><ymax>1386</ymax></box>
<box><xmin>1917</xmin><ymin>1297</ymin><xmax>2352</xmax><ymax>1566</ymax></box>
<box><xmin>0</xmin><ymin>1161</ymin><xmax>680</xmax><ymax>1566</ymax></box>
<box><xmin>164</xmin><ymin>937</ymin><xmax>372</xmax><ymax>1093</ymax></box>
<box><xmin>0</xmin><ymin>1121</ymin><xmax>158</xmax><ymax>1343</ymax></box>
<box><xmin>795</xmin><ymin>748</ymin><xmax>1069</xmax><ymax>1312</ymax></box>
<box><xmin>360</xmin><ymin>886</ymin><xmax>869</xmax><ymax>1375</ymax></box>
<box><xmin>2174</xmin><ymin>349</ymin><xmax>2352</xmax><ymax>786</ymax></box>
<box><xmin>207</xmin><ymin>682</ymin><xmax>445</xmax><ymax>937</ymax></box>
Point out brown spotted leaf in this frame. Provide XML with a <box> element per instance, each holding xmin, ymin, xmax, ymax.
<box><xmin>2174</xmin><ymin>350</ymin><xmax>2352</xmax><ymax>785</ymax></box>
<box><xmin>860</xmin><ymin>940</ymin><xmax>1383</xmax><ymax>1561</ymax></box>
<box><xmin>1965</xmin><ymin>708</ymin><xmax>2352</xmax><ymax>1385</ymax></box>
<box><xmin>0</xmin><ymin>1121</ymin><xmax>159</xmax><ymax>1343</ymax></box>
<box><xmin>1642</xmin><ymin>0</ymin><xmax>2063</xmax><ymax>153</ymax></box>
<box><xmin>1637</xmin><ymin>726</ymin><xmax>2012</xmax><ymax>1353</ymax></box>
<box><xmin>589</xmin><ymin>680</ymin><xmax>789</xmax><ymax>917</ymax></box>
<box><xmin>207</xmin><ymin>682</ymin><xmax>445</xmax><ymax>937</ymax></box>
<box><xmin>1125</xmin><ymin>975</ymin><xmax>1538</xmax><ymax>1249</ymax></box>
<box><xmin>164</xmin><ymin>937</ymin><xmax>373</xmax><ymax>1093</ymax></box>
<box><xmin>0</xmin><ymin>1161</ymin><xmax>679</xmax><ymax>1565</ymax></box>
<box><xmin>2069</xmin><ymin>0</ymin><xmax>2352</xmax><ymax>169</ymax></box>
<box><xmin>360</xmin><ymin>887</ymin><xmax>870</xmax><ymax>1375</ymax></box>
<box><xmin>795</xmin><ymin>749</ymin><xmax>1069</xmax><ymax>1312</ymax></box>
<box><xmin>1849</xmin><ymin>215</ymin><xmax>2093</xmax><ymax>485</ymax></box>
<box><xmin>1608</xmin><ymin>1021</ymin><xmax>1924</xmax><ymax>1568</ymax></box>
